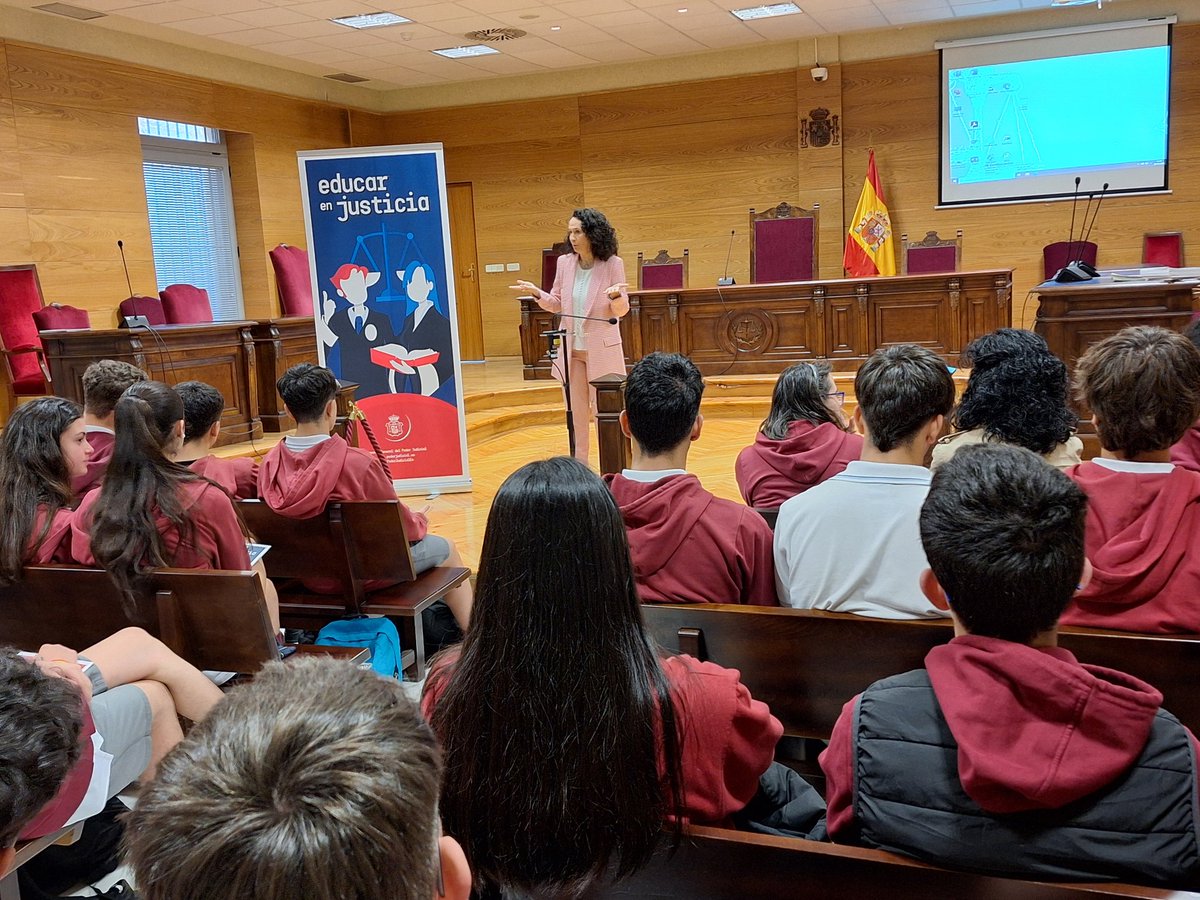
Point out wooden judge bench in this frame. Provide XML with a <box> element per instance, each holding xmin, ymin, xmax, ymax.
<box><xmin>520</xmin><ymin>269</ymin><xmax>1014</xmax><ymax>379</ymax></box>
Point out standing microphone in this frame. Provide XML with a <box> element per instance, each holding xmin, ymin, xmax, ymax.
<box><xmin>1076</xmin><ymin>182</ymin><xmax>1109</xmax><ymax>277</ymax></box>
<box><xmin>117</xmin><ymin>239</ymin><xmax>135</xmax><ymax>298</ymax></box>
<box><xmin>557</xmin><ymin>312</ymin><xmax>618</xmax><ymax>325</ymax></box>
<box><xmin>718</xmin><ymin>229</ymin><xmax>736</xmax><ymax>286</ymax></box>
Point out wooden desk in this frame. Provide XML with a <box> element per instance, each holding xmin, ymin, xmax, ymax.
<box><xmin>1034</xmin><ymin>276</ymin><xmax>1199</xmax><ymax>455</ymax></box>
<box><xmin>520</xmin><ymin>269</ymin><xmax>1013</xmax><ymax>379</ymax></box>
<box><xmin>250</xmin><ymin>316</ymin><xmax>318</xmax><ymax>432</ymax></box>
<box><xmin>40</xmin><ymin>321</ymin><xmax>261</xmax><ymax>446</ymax></box>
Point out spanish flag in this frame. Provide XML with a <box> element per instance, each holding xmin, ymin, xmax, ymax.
<box><xmin>843</xmin><ymin>150</ymin><xmax>896</xmax><ymax>277</ymax></box>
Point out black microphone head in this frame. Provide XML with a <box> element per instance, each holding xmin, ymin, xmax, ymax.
<box><xmin>1101</xmin><ymin>182</ymin><xmax>1109</xmax><ymax>190</ymax></box>
<box><xmin>608</xmin><ymin>317</ymin><xmax>618</xmax><ymax>324</ymax></box>
<box><xmin>1075</xmin><ymin>176</ymin><xmax>1081</xmax><ymax>186</ymax></box>
<box><xmin>117</xmin><ymin>239</ymin><xmax>124</xmax><ymax>248</ymax></box>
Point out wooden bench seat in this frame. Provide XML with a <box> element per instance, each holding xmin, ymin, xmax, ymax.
<box><xmin>239</xmin><ymin>499</ymin><xmax>470</xmax><ymax>679</ymax></box>
<box><xmin>641</xmin><ymin>604</ymin><xmax>1200</xmax><ymax>740</ymax></box>
<box><xmin>0</xmin><ymin>565</ymin><xmax>367</xmax><ymax>674</ymax></box>
<box><xmin>586</xmin><ymin>825</ymin><xmax>1200</xmax><ymax>899</ymax></box>
<box><xmin>0</xmin><ymin>823</ymin><xmax>84</xmax><ymax>900</ymax></box>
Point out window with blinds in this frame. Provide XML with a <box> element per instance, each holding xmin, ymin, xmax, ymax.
<box><xmin>140</xmin><ymin>119</ymin><xmax>244</xmax><ymax>321</ymax></box>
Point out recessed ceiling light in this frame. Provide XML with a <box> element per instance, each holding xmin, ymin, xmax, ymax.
<box><xmin>331</xmin><ymin>12</ymin><xmax>410</xmax><ymax>29</ymax></box>
<box><xmin>677</xmin><ymin>7</ymin><xmax>688</xmax><ymax>12</ymax></box>
<box><xmin>32</xmin><ymin>2</ymin><xmax>104</xmax><ymax>20</ymax></box>
<box><xmin>325</xmin><ymin>72</ymin><xmax>370</xmax><ymax>83</ymax></box>
<box><xmin>550</xmin><ymin>24</ymin><xmax>561</xmax><ymax>30</ymax></box>
<box><xmin>731</xmin><ymin>2</ymin><xmax>801</xmax><ymax>21</ymax></box>
<box><xmin>432</xmin><ymin>45</ymin><xmax>500</xmax><ymax>58</ymax></box>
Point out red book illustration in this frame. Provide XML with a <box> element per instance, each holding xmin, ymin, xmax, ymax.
<box><xmin>370</xmin><ymin>343</ymin><xmax>440</xmax><ymax>370</ymax></box>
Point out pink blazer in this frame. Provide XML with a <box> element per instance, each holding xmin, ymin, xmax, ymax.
<box><xmin>536</xmin><ymin>253</ymin><xmax>629</xmax><ymax>384</ymax></box>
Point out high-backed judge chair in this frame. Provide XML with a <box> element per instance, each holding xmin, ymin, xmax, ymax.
<box><xmin>269</xmin><ymin>243</ymin><xmax>314</xmax><ymax>317</ymax></box>
<box><xmin>160</xmin><ymin>284</ymin><xmax>214</xmax><ymax>324</ymax></box>
<box><xmin>901</xmin><ymin>230</ymin><xmax>962</xmax><ymax>275</ymax></box>
<box><xmin>0</xmin><ymin>264</ymin><xmax>55</xmax><ymax>409</ymax></box>
<box><xmin>541</xmin><ymin>241</ymin><xmax>571</xmax><ymax>293</ymax></box>
<box><xmin>1042</xmin><ymin>241</ymin><xmax>1098</xmax><ymax>281</ymax></box>
<box><xmin>750</xmin><ymin>202</ymin><xmax>820</xmax><ymax>284</ymax></box>
<box><xmin>118</xmin><ymin>295</ymin><xmax>167</xmax><ymax>326</ymax></box>
<box><xmin>1143</xmin><ymin>232</ymin><xmax>1184</xmax><ymax>268</ymax></box>
<box><xmin>32</xmin><ymin>303</ymin><xmax>90</xmax><ymax>332</ymax></box>
<box><xmin>637</xmin><ymin>249</ymin><xmax>689</xmax><ymax>290</ymax></box>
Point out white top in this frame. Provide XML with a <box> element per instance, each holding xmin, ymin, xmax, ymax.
<box><xmin>1091</xmin><ymin>457</ymin><xmax>1175</xmax><ymax>474</ymax></box>
<box><xmin>773</xmin><ymin>460</ymin><xmax>948</xmax><ymax>620</ymax></box>
<box><xmin>571</xmin><ymin>266</ymin><xmax>593</xmax><ymax>351</ymax></box>
<box><xmin>620</xmin><ymin>468</ymin><xmax>688</xmax><ymax>483</ymax></box>
<box><xmin>284</xmin><ymin>433</ymin><xmax>332</xmax><ymax>451</ymax></box>
<box><xmin>85</xmin><ymin>425</ymin><xmax>115</xmax><ymax>436</ymax></box>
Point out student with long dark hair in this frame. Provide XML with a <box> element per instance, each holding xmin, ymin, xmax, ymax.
<box><xmin>0</xmin><ymin>397</ymin><xmax>92</xmax><ymax>582</ymax></box>
<box><xmin>424</xmin><ymin>457</ymin><xmax>782</xmax><ymax>898</ymax></box>
<box><xmin>932</xmin><ymin>328</ymin><xmax>1081</xmax><ymax>469</ymax></box>
<box><xmin>71</xmin><ymin>381</ymin><xmax>279</xmax><ymax>628</ymax></box>
<box><xmin>735</xmin><ymin>361</ymin><xmax>863</xmax><ymax>507</ymax></box>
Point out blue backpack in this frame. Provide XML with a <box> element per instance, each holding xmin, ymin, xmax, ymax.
<box><xmin>316</xmin><ymin>615</ymin><xmax>404</xmax><ymax>679</ymax></box>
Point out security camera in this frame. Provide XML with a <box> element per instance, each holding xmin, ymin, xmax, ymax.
<box><xmin>811</xmin><ymin>66</ymin><xmax>829</xmax><ymax>83</ymax></box>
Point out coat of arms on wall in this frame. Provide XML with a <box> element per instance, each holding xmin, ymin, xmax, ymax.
<box><xmin>801</xmin><ymin>108</ymin><xmax>840</xmax><ymax>149</ymax></box>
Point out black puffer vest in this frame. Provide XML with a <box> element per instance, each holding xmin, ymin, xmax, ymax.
<box><xmin>850</xmin><ymin>669</ymin><xmax>1200</xmax><ymax>885</ymax></box>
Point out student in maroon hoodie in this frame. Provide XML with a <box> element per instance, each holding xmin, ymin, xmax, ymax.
<box><xmin>258</xmin><ymin>363</ymin><xmax>472</xmax><ymax>638</ymax></box>
<box><xmin>822</xmin><ymin>443</ymin><xmax>1200</xmax><ymax>885</ymax></box>
<box><xmin>72</xmin><ymin>359</ymin><xmax>147</xmax><ymax>496</ymax></box>
<box><xmin>604</xmin><ymin>352</ymin><xmax>776</xmax><ymax>605</ymax></box>
<box><xmin>1060</xmin><ymin>325</ymin><xmax>1200</xmax><ymax>633</ymax></box>
<box><xmin>175</xmin><ymin>381</ymin><xmax>258</xmax><ymax>500</ymax></box>
<box><xmin>1170</xmin><ymin>318</ymin><xmax>1200</xmax><ymax>473</ymax></box>
<box><xmin>735</xmin><ymin>361</ymin><xmax>862</xmax><ymax>508</ymax></box>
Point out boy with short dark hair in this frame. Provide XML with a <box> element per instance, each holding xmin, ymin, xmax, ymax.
<box><xmin>74</xmin><ymin>359</ymin><xmax>147</xmax><ymax>494</ymax></box>
<box><xmin>257</xmin><ymin>363</ymin><xmax>472</xmax><ymax>634</ymax></box>
<box><xmin>0</xmin><ymin>649</ymin><xmax>81</xmax><ymax>877</ymax></box>
<box><xmin>822</xmin><ymin>443</ymin><xmax>1200</xmax><ymax>884</ymax></box>
<box><xmin>1062</xmin><ymin>325</ymin><xmax>1200</xmax><ymax>632</ymax></box>
<box><xmin>126</xmin><ymin>658</ymin><xmax>472</xmax><ymax>900</ymax></box>
<box><xmin>774</xmin><ymin>344</ymin><xmax>955</xmax><ymax>618</ymax></box>
<box><xmin>1170</xmin><ymin>317</ymin><xmax>1200</xmax><ymax>472</ymax></box>
<box><xmin>175</xmin><ymin>381</ymin><xmax>258</xmax><ymax>499</ymax></box>
<box><xmin>604</xmin><ymin>352</ymin><xmax>776</xmax><ymax>605</ymax></box>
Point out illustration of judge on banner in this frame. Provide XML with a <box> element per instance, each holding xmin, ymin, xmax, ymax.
<box><xmin>298</xmin><ymin>144</ymin><xmax>471</xmax><ymax>493</ymax></box>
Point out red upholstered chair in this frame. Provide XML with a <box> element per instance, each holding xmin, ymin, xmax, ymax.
<box><xmin>1143</xmin><ymin>232</ymin><xmax>1183</xmax><ymax>268</ymax></box>
<box><xmin>269</xmin><ymin>244</ymin><xmax>314</xmax><ymax>317</ymax></box>
<box><xmin>1042</xmin><ymin>241</ymin><xmax>1098</xmax><ymax>281</ymax></box>
<box><xmin>541</xmin><ymin>241</ymin><xmax>570</xmax><ymax>292</ymax></box>
<box><xmin>750</xmin><ymin>202</ymin><xmax>819</xmax><ymax>284</ymax></box>
<box><xmin>118</xmin><ymin>295</ymin><xmax>166</xmax><ymax>326</ymax></box>
<box><xmin>160</xmin><ymin>284</ymin><xmax>214</xmax><ymax>324</ymax></box>
<box><xmin>32</xmin><ymin>303</ymin><xmax>90</xmax><ymax>331</ymax></box>
<box><xmin>901</xmin><ymin>230</ymin><xmax>962</xmax><ymax>275</ymax></box>
<box><xmin>637</xmin><ymin>249</ymin><xmax>689</xmax><ymax>290</ymax></box>
<box><xmin>0</xmin><ymin>264</ymin><xmax>53</xmax><ymax>408</ymax></box>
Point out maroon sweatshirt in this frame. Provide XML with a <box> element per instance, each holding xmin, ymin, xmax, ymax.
<box><xmin>1171</xmin><ymin>423</ymin><xmax>1200</xmax><ymax>474</ymax></box>
<box><xmin>735</xmin><ymin>420</ymin><xmax>863</xmax><ymax>508</ymax></box>
<box><xmin>822</xmin><ymin>635</ymin><xmax>1183</xmax><ymax>836</ymax></box>
<box><xmin>187</xmin><ymin>454</ymin><xmax>259</xmax><ymax>500</ymax></box>
<box><xmin>1061</xmin><ymin>461</ymin><xmax>1200</xmax><ymax>633</ymax></box>
<box><xmin>604</xmin><ymin>472</ymin><xmax>776</xmax><ymax>606</ymax></box>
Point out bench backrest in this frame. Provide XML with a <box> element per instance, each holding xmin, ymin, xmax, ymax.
<box><xmin>239</xmin><ymin>499</ymin><xmax>418</xmax><ymax>610</ymax></box>
<box><xmin>0</xmin><ymin>566</ymin><xmax>278</xmax><ymax>672</ymax></box>
<box><xmin>641</xmin><ymin>604</ymin><xmax>1200</xmax><ymax>739</ymax></box>
<box><xmin>585</xmin><ymin>825</ymin><xmax>1196</xmax><ymax>899</ymax></box>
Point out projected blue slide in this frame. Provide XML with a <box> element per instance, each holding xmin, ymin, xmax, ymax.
<box><xmin>947</xmin><ymin>47</ymin><xmax>1169</xmax><ymax>185</ymax></box>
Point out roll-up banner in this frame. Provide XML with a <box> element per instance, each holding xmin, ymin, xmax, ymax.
<box><xmin>297</xmin><ymin>143</ymin><xmax>471</xmax><ymax>493</ymax></box>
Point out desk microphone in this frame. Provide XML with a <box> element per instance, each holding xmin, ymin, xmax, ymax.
<box><xmin>117</xmin><ymin>239</ymin><xmax>135</xmax><ymax>297</ymax></box>
<box><xmin>1053</xmin><ymin>177</ymin><xmax>1094</xmax><ymax>283</ymax></box>
<box><xmin>1076</xmin><ymin>181</ymin><xmax>1109</xmax><ymax>277</ymax></box>
<box><xmin>718</xmin><ymin>229</ymin><xmax>736</xmax><ymax>286</ymax></box>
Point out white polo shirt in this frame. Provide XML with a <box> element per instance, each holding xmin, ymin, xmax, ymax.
<box><xmin>773</xmin><ymin>460</ymin><xmax>949</xmax><ymax>620</ymax></box>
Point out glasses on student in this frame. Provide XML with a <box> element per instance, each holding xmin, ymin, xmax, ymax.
<box><xmin>824</xmin><ymin>391</ymin><xmax>846</xmax><ymax>405</ymax></box>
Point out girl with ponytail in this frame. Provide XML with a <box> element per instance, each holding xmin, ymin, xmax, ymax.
<box><xmin>71</xmin><ymin>381</ymin><xmax>279</xmax><ymax>628</ymax></box>
<box><xmin>0</xmin><ymin>397</ymin><xmax>93</xmax><ymax>583</ymax></box>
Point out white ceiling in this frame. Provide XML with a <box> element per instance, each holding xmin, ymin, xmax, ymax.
<box><xmin>0</xmin><ymin>0</ymin><xmax>1109</xmax><ymax>90</ymax></box>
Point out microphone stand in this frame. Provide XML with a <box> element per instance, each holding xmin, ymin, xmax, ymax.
<box><xmin>541</xmin><ymin>326</ymin><xmax>575</xmax><ymax>458</ymax></box>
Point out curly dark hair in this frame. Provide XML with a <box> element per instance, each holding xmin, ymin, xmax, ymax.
<box><xmin>952</xmin><ymin>329</ymin><xmax>1077</xmax><ymax>456</ymax></box>
<box><xmin>568</xmin><ymin>208</ymin><xmax>618</xmax><ymax>261</ymax></box>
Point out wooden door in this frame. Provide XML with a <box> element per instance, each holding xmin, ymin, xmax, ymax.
<box><xmin>447</xmin><ymin>183</ymin><xmax>484</xmax><ymax>361</ymax></box>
